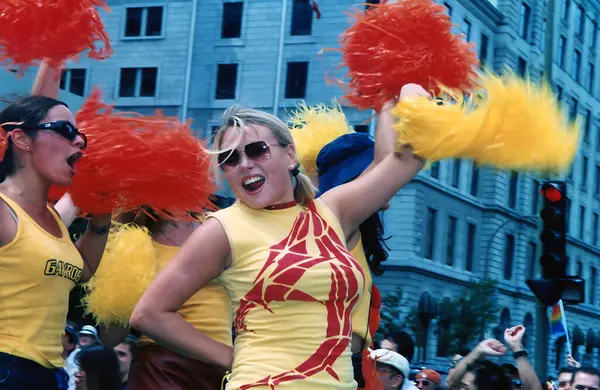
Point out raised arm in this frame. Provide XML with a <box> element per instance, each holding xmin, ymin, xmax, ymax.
<box><xmin>54</xmin><ymin>193</ymin><xmax>79</xmax><ymax>227</ymax></box>
<box><xmin>446</xmin><ymin>339</ymin><xmax>507</xmax><ymax>389</ymax></box>
<box><xmin>505</xmin><ymin>326</ymin><xmax>542</xmax><ymax>390</ymax></box>
<box><xmin>76</xmin><ymin>214</ymin><xmax>112</xmax><ymax>283</ymax></box>
<box><xmin>31</xmin><ymin>61</ymin><xmax>61</xmax><ymax>98</ymax></box>
<box><xmin>320</xmin><ymin>84</ymin><xmax>428</xmax><ymax>237</ymax></box>
<box><xmin>129</xmin><ymin>217</ymin><xmax>233</xmax><ymax>369</ymax></box>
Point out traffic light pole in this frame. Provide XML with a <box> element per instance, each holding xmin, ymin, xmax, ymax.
<box><xmin>535</xmin><ymin>0</ymin><xmax>556</xmax><ymax>380</ymax></box>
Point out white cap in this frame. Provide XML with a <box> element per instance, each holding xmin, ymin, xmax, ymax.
<box><xmin>369</xmin><ymin>348</ymin><xmax>410</xmax><ymax>377</ymax></box>
<box><xmin>78</xmin><ymin>325</ymin><xmax>98</xmax><ymax>339</ymax></box>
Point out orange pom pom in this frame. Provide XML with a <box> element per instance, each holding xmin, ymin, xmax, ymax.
<box><xmin>48</xmin><ymin>89</ymin><xmax>215</xmax><ymax>219</ymax></box>
<box><xmin>0</xmin><ymin>0</ymin><xmax>112</xmax><ymax>71</ymax></box>
<box><xmin>334</xmin><ymin>0</ymin><xmax>479</xmax><ymax>111</ymax></box>
<box><xmin>369</xmin><ymin>285</ymin><xmax>382</xmax><ymax>339</ymax></box>
<box><xmin>362</xmin><ymin>349</ymin><xmax>384</xmax><ymax>390</ymax></box>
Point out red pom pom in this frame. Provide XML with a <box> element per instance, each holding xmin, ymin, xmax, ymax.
<box><xmin>335</xmin><ymin>0</ymin><xmax>479</xmax><ymax>111</ymax></box>
<box><xmin>0</xmin><ymin>0</ymin><xmax>113</xmax><ymax>70</ymax></box>
<box><xmin>369</xmin><ymin>285</ymin><xmax>381</xmax><ymax>339</ymax></box>
<box><xmin>48</xmin><ymin>89</ymin><xmax>215</xmax><ymax>218</ymax></box>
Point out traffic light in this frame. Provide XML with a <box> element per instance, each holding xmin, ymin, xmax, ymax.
<box><xmin>539</xmin><ymin>181</ymin><xmax>567</xmax><ymax>279</ymax></box>
<box><xmin>527</xmin><ymin>180</ymin><xmax>585</xmax><ymax>306</ymax></box>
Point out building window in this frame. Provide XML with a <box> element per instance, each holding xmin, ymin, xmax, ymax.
<box><xmin>575</xmin><ymin>5</ymin><xmax>584</xmax><ymax>36</ymax></box>
<box><xmin>577</xmin><ymin>259</ymin><xmax>583</xmax><ymax>277</ymax></box>
<box><xmin>59</xmin><ymin>69</ymin><xmax>86</xmax><ymax>97</ymax></box>
<box><xmin>479</xmin><ymin>34</ymin><xmax>490</xmax><ymax>68</ymax></box>
<box><xmin>593</xmin><ymin>212</ymin><xmax>599</xmax><ymax>246</ymax></box>
<box><xmin>582</xmin><ymin>156</ymin><xmax>589</xmax><ymax>189</ymax></box>
<box><xmin>291</xmin><ymin>0</ymin><xmax>313</xmax><ymax>36</ymax></box>
<box><xmin>588</xmin><ymin>63</ymin><xmax>595</xmax><ymax>93</ymax></box>
<box><xmin>444</xmin><ymin>2</ymin><xmax>452</xmax><ymax>16</ymax></box>
<box><xmin>580</xmin><ymin>205</ymin><xmax>586</xmax><ymax>240</ymax></box>
<box><xmin>285</xmin><ymin>62</ymin><xmax>309</xmax><ymax>99</ymax></box>
<box><xmin>462</xmin><ymin>19</ymin><xmax>472</xmax><ymax>41</ymax></box>
<box><xmin>446</xmin><ymin>216</ymin><xmax>457</xmax><ymax>266</ymax></box>
<box><xmin>424</xmin><ymin>208</ymin><xmax>437</xmax><ymax>260</ymax></box>
<box><xmin>591</xmin><ymin>267</ymin><xmax>597</xmax><ymax>305</ymax></box>
<box><xmin>215</xmin><ymin>64</ymin><xmax>238</xmax><ymax>100</ymax></box>
<box><xmin>570</xmin><ymin>98</ymin><xmax>579</xmax><ymax>121</ymax></box>
<box><xmin>508</xmin><ymin>171</ymin><xmax>518</xmax><ymax>209</ymax></box>
<box><xmin>354</xmin><ymin>125</ymin><xmax>369</xmax><ymax>133</ymax></box>
<box><xmin>531</xmin><ymin>179</ymin><xmax>540</xmax><ymax>213</ymax></box>
<box><xmin>451</xmin><ymin>158</ymin><xmax>461</xmax><ymax>188</ymax></box>
<box><xmin>517</xmin><ymin>57</ymin><xmax>528</xmax><ymax>77</ymax></box>
<box><xmin>527</xmin><ymin>241</ymin><xmax>537</xmax><ymax>279</ymax></box>
<box><xmin>558</xmin><ymin>36</ymin><xmax>567</xmax><ymax>68</ymax></box>
<box><xmin>519</xmin><ymin>3</ymin><xmax>531</xmax><ymax>39</ymax></box>
<box><xmin>365</xmin><ymin>0</ymin><xmax>380</xmax><ymax>10</ymax></box>
<box><xmin>596</xmin><ymin>165</ymin><xmax>600</xmax><ymax>194</ymax></box>
<box><xmin>561</xmin><ymin>0</ymin><xmax>570</xmax><ymax>20</ymax></box>
<box><xmin>119</xmin><ymin>67</ymin><xmax>158</xmax><ymax>97</ymax></box>
<box><xmin>466</xmin><ymin>223</ymin><xmax>476</xmax><ymax>272</ymax></box>
<box><xmin>221</xmin><ymin>2</ymin><xmax>243</xmax><ymax>39</ymax></box>
<box><xmin>504</xmin><ymin>234</ymin><xmax>515</xmax><ymax>280</ymax></box>
<box><xmin>584</xmin><ymin>110</ymin><xmax>592</xmax><ymax>141</ymax></box>
<box><xmin>430</xmin><ymin>161</ymin><xmax>440</xmax><ymax>179</ymax></box>
<box><xmin>541</xmin><ymin>19</ymin><xmax>547</xmax><ymax>51</ymax></box>
<box><xmin>124</xmin><ymin>6</ymin><xmax>163</xmax><ymax>38</ymax></box>
<box><xmin>573</xmin><ymin>50</ymin><xmax>582</xmax><ymax>82</ymax></box>
<box><xmin>592</xmin><ymin>21</ymin><xmax>598</xmax><ymax>47</ymax></box>
<box><xmin>556</xmin><ymin>85</ymin><xmax>564</xmax><ymax>101</ymax></box>
<box><xmin>470</xmin><ymin>165</ymin><xmax>479</xmax><ymax>196</ymax></box>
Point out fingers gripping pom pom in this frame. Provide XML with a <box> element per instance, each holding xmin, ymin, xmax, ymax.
<box><xmin>83</xmin><ymin>224</ymin><xmax>157</xmax><ymax>327</ymax></box>
<box><xmin>48</xmin><ymin>89</ymin><xmax>215</xmax><ymax>218</ymax></box>
<box><xmin>393</xmin><ymin>74</ymin><xmax>580</xmax><ymax>173</ymax></box>
<box><xmin>335</xmin><ymin>0</ymin><xmax>479</xmax><ymax>111</ymax></box>
<box><xmin>289</xmin><ymin>102</ymin><xmax>354</xmax><ymax>176</ymax></box>
<box><xmin>0</xmin><ymin>0</ymin><xmax>113</xmax><ymax>70</ymax></box>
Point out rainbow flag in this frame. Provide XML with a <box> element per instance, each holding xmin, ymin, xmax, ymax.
<box><xmin>550</xmin><ymin>300</ymin><xmax>568</xmax><ymax>338</ymax></box>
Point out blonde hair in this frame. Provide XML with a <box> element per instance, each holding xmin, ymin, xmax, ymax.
<box><xmin>212</xmin><ymin>106</ymin><xmax>316</xmax><ymax>205</ymax></box>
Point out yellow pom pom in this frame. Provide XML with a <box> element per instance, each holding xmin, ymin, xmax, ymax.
<box><xmin>82</xmin><ymin>223</ymin><xmax>157</xmax><ymax>327</ymax></box>
<box><xmin>393</xmin><ymin>73</ymin><xmax>580</xmax><ymax>173</ymax></box>
<box><xmin>289</xmin><ymin>101</ymin><xmax>354</xmax><ymax>176</ymax></box>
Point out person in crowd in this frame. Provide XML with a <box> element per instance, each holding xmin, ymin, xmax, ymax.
<box><xmin>382</xmin><ymin>331</ymin><xmax>416</xmax><ymax>363</ymax></box>
<box><xmin>62</xmin><ymin>322</ymin><xmax>79</xmax><ymax>360</ymax></box>
<box><xmin>66</xmin><ymin>325</ymin><xmax>101</xmax><ymax>390</ymax></box>
<box><xmin>446</xmin><ymin>325</ymin><xmax>541</xmax><ymax>390</ymax></box>
<box><xmin>415</xmin><ymin>369</ymin><xmax>443</xmax><ymax>390</ymax></box>
<box><xmin>570</xmin><ymin>367</ymin><xmax>600</xmax><ymax>390</ymax></box>
<box><xmin>114</xmin><ymin>335</ymin><xmax>137</xmax><ymax>389</ymax></box>
<box><xmin>131</xmin><ymin>85</ymin><xmax>426</xmax><ymax>389</ymax></box>
<box><xmin>370</xmin><ymin>348</ymin><xmax>418</xmax><ymax>390</ymax></box>
<box><xmin>74</xmin><ymin>345</ymin><xmax>122</xmax><ymax>390</ymax></box>
<box><xmin>0</xmin><ymin>62</ymin><xmax>110</xmax><ymax>390</ymax></box>
<box><xmin>77</xmin><ymin>325</ymin><xmax>100</xmax><ymax>348</ymax></box>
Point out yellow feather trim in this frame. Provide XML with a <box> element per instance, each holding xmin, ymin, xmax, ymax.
<box><xmin>393</xmin><ymin>73</ymin><xmax>580</xmax><ymax>173</ymax></box>
<box><xmin>289</xmin><ymin>101</ymin><xmax>354</xmax><ymax>176</ymax></box>
<box><xmin>82</xmin><ymin>223</ymin><xmax>157</xmax><ymax>327</ymax></box>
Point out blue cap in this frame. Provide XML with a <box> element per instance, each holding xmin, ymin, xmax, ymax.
<box><xmin>316</xmin><ymin>132</ymin><xmax>375</xmax><ymax>194</ymax></box>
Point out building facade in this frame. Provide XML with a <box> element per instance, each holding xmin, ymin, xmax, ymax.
<box><xmin>4</xmin><ymin>0</ymin><xmax>600</xmax><ymax>376</ymax></box>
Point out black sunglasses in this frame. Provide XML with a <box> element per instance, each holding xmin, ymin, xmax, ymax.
<box><xmin>416</xmin><ymin>379</ymin><xmax>431</xmax><ymax>386</ymax></box>
<box><xmin>11</xmin><ymin>120</ymin><xmax>87</xmax><ymax>149</ymax></box>
<box><xmin>217</xmin><ymin>141</ymin><xmax>280</xmax><ymax>170</ymax></box>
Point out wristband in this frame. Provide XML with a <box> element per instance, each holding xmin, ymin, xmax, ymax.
<box><xmin>513</xmin><ymin>349</ymin><xmax>529</xmax><ymax>359</ymax></box>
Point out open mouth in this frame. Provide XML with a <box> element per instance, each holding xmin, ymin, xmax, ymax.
<box><xmin>241</xmin><ymin>175</ymin><xmax>265</xmax><ymax>192</ymax></box>
<box><xmin>66</xmin><ymin>152</ymin><xmax>83</xmax><ymax>170</ymax></box>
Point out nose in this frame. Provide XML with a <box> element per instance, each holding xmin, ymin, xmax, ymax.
<box><xmin>73</xmin><ymin>134</ymin><xmax>86</xmax><ymax>150</ymax></box>
<box><xmin>238</xmin><ymin>152</ymin><xmax>255</xmax><ymax>170</ymax></box>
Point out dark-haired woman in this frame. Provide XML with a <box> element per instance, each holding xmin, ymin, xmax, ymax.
<box><xmin>0</xmin><ymin>63</ymin><xmax>110</xmax><ymax>389</ymax></box>
<box><xmin>74</xmin><ymin>345</ymin><xmax>121</xmax><ymax>390</ymax></box>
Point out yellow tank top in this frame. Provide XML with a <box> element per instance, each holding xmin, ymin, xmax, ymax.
<box><xmin>0</xmin><ymin>193</ymin><xmax>84</xmax><ymax>368</ymax></box>
<box><xmin>209</xmin><ymin>199</ymin><xmax>365</xmax><ymax>390</ymax></box>
<box><xmin>349</xmin><ymin>237</ymin><xmax>373</xmax><ymax>349</ymax></box>
<box><xmin>139</xmin><ymin>241</ymin><xmax>232</xmax><ymax>346</ymax></box>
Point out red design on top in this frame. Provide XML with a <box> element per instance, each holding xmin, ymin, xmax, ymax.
<box><xmin>236</xmin><ymin>201</ymin><xmax>364</xmax><ymax>389</ymax></box>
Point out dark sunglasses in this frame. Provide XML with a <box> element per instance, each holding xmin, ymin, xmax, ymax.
<box><xmin>13</xmin><ymin>120</ymin><xmax>87</xmax><ymax>149</ymax></box>
<box><xmin>574</xmin><ymin>385</ymin><xmax>600</xmax><ymax>390</ymax></box>
<box><xmin>416</xmin><ymin>379</ymin><xmax>431</xmax><ymax>386</ymax></box>
<box><xmin>217</xmin><ymin>141</ymin><xmax>280</xmax><ymax>170</ymax></box>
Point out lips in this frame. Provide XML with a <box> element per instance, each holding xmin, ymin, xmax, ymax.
<box><xmin>242</xmin><ymin>175</ymin><xmax>265</xmax><ymax>192</ymax></box>
<box><xmin>66</xmin><ymin>152</ymin><xmax>83</xmax><ymax>174</ymax></box>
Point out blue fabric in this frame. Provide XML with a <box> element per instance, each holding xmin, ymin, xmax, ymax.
<box><xmin>0</xmin><ymin>352</ymin><xmax>68</xmax><ymax>390</ymax></box>
<box><xmin>316</xmin><ymin>133</ymin><xmax>375</xmax><ymax>194</ymax></box>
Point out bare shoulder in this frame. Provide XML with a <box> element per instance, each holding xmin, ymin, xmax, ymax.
<box><xmin>180</xmin><ymin>216</ymin><xmax>233</xmax><ymax>270</ymax></box>
<box><xmin>0</xmin><ymin>195</ymin><xmax>18</xmax><ymax>247</ymax></box>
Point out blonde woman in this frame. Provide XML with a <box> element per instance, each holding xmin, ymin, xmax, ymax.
<box><xmin>131</xmin><ymin>85</ymin><xmax>427</xmax><ymax>389</ymax></box>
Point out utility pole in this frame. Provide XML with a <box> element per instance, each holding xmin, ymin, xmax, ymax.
<box><xmin>535</xmin><ymin>1</ymin><xmax>556</xmax><ymax>379</ymax></box>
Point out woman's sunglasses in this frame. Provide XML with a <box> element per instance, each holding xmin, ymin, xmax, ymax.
<box><xmin>217</xmin><ymin>141</ymin><xmax>279</xmax><ymax>170</ymax></box>
<box><xmin>15</xmin><ymin>120</ymin><xmax>87</xmax><ymax>149</ymax></box>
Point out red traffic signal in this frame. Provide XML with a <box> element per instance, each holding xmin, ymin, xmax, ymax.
<box><xmin>540</xmin><ymin>183</ymin><xmax>563</xmax><ymax>203</ymax></box>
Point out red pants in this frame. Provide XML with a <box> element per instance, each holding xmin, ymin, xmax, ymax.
<box><xmin>127</xmin><ymin>344</ymin><xmax>226</xmax><ymax>390</ymax></box>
